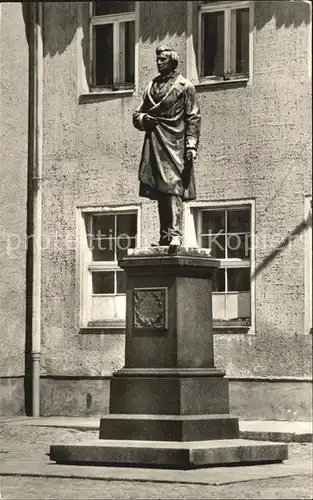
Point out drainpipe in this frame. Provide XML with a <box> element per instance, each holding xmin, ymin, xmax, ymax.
<box><xmin>30</xmin><ymin>1</ymin><xmax>43</xmax><ymax>417</ymax></box>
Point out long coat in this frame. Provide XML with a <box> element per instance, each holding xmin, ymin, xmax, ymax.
<box><xmin>133</xmin><ymin>74</ymin><xmax>201</xmax><ymax>201</ymax></box>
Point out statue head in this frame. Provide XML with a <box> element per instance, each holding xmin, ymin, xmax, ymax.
<box><xmin>155</xmin><ymin>45</ymin><xmax>179</xmax><ymax>75</ymax></box>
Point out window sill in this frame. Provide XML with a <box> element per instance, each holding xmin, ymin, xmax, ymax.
<box><xmin>213</xmin><ymin>325</ymin><xmax>251</xmax><ymax>334</ymax></box>
<box><xmin>80</xmin><ymin>327</ymin><xmax>126</xmax><ymax>335</ymax></box>
<box><xmin>79</xmin><ymin>87</ymin><xmax>135</xmax><ymax>103</ymax></box>
<box><xmin>80</xmin><ymin>324</ymin><xmax>251</xmax><ymax>335</ymax></box>
<box><xmin>195</xmin><ymin>77</ymin><xmax>249</xmax><ymax>92</ymax></box>
<box><xmin>80</xmin><ymin>320</ymin><xmax>126</xmax><ymax>335</ymax></box>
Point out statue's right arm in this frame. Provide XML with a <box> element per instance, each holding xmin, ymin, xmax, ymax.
<box><xmin>132</xmin><ymin>92</ymin><xmax>149</xmax><ymax>132</ymax></box>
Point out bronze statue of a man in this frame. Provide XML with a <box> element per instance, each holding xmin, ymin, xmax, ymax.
<box><xmin>133</xmin><ymin>45</ymin><xmax>201</xmax><ymax>246</ymax></box>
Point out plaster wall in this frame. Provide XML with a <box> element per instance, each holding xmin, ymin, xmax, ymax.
<box><xmin>39</xmin><ymin>2</ymin><xmax>311</xmax><ymax>416</ymax></box>
<box><xmin>0</xmin><ymin>3</ymin><xmax>28</xmax><ymax>414</ymax></box>
<box><xmin>40</xmin><ymin>1</ymin><xmax>188</xmax><ymax>379</ymax></box>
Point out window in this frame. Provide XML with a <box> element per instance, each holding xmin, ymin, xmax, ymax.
<box><xmin>199</xmin><ymin>1</ymin><xmax>251</xmax><ymax>81</ymax></box>
<box><xmin>89</xmin><ymin>2</ymin><xmax>135</xmax><ymax>89</ymax></box>
<box><xmin>184</xmin><ymin>201</ymin><xmax>254</xmax><ymax>328</ymax></box>
<box><xmin>79</xmin><ymin>207</ymin><xmax>140</xmax><ymax>328</ymax></box>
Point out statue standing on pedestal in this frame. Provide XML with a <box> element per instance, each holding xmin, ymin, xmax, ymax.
<box><xmin>133</xmin><ymin>45</ymin><xmax>201</xmax><ymax>247</ymax></box>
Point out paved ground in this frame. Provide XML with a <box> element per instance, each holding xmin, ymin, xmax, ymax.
<box><xmin>1</xmin><ymin>475</ymin><xmax>312</xmax><ymax>499</ymax></box>
<box><xmin>1</xmin><ymin>421</ymin><xmax>312</xmax><ymax>499</ymax></box>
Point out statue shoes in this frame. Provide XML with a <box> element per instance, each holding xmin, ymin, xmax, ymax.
<box><xmin>169</xmin><ymin>236</ymin><xmax>181</xmax><ymax>247</ymax></box>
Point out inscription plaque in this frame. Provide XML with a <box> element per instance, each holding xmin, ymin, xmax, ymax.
<box><xmin>133</xmin><ymin>287</ymin><xmax>168</xmax><ymax>330</ymax></box>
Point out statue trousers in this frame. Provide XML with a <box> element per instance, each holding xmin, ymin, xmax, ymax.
<box><xmin>157</xmin><ymin>194</ymin><xmax>183</xmax><ymax>245</ymax></box>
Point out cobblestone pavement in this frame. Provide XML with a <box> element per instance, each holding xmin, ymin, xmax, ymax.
<box><xmin>1</xmin><ymin>423</ymin><xmax>312</xmax><ymax>499</ymax></box>
<box><xmin>2</xmin><ymin>425</ymin><xmax>98</xmax><ymax>462</ymax></box>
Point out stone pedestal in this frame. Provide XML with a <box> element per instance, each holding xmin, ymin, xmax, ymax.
<box><xmin>50</xmin><ymin>248</ymin><xmax>288</xmax><ymax>468</ymax></box>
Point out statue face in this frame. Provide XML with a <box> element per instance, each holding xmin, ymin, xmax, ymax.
<box><xmin>156</xmin><ymin>52</ymin><xmax>172</xmax><ymax>74</ymax></box>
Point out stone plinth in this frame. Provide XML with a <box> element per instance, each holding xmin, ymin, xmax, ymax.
<box><xmin>121</xmin><ymin>247</ymin><xmax>219</xmax><ymax>370</ymax></box>
<box><xmin>50</xmin><ymin>439</ymin><xmax>288</xmax><ymax>469</ymax></box>
<box><xmin>50</xmin><ymin>248</ymin><xmax>288</xmax><ymax>468</ymax></box>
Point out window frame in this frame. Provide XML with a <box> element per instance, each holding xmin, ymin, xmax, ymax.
<box><xmin>77</xmin><ymin>204</ymin><xmax>141</xmax><ymax>330</ymax></box>
<box><xmin>198</xmin><ymin>0</ymin><xmax>253</xmax><ymax>83</ymax></box>
<box><xmin>89</xmin><ymin>3</ymin><xmax>136</xmax><ymax>91</ymax></box>
<box><xmin>87</xmin><ymin>212</ymin><xmax>137</xmax><ymax>297</ymax></box>
<box><xmin>184</xmin><ymin>199</ymin><xmax>256</xmax><ymax>333</ymax></box>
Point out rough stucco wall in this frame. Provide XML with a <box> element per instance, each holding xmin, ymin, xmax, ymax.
<box><xmin>0</xmin><ymin>3</ymin><xmax>28</xmax><ymax>412</ymax></box>
<box><xmin>40</xmin><ymin>378</ymin><xmax>110</xmax><ymax>417</ymax></box>
<box><xmin>230</xmin><ymin>380</ymin><xmax>312</xmax><ymax>421</ymax></box>
<box><xmin>41</xmin><ymin>2</ymin><xmax>137</xmax><ymax>377</ymax></box>
<box><xmin>40</xmin><ymin>2</ymin><xmax>311</xmax><ymax>390</ymax></box>
<box><xmin>139</xmin><ymin>1</ymin><xmax>187</xmax><ymax>93</ymax></box>
<box><xmin>40</xmin><ymin>1</ymin><xmax>187</xmax><ymax>378</ymax></box>
<box><xmin>210</xmin><ymin>0</ymin><xmax>312</xmax><ymax>377</ymax></box>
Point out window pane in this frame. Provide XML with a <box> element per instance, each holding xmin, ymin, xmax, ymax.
<box><xmin>116</xmin><ymin>236</ymin><xmax>136</xmax><ymax>261</ymax></box>
<box><xmin>201</xmin><ymin>210</ymin><xmax>225</xmax><ymax>234</ymax></box>
<box><xmin>123</xmin><ymin>21</ymin><xmax>135</xmax><ymax>84</ymax></box>
<box><xmin>117</xmin><ymin>271</ymin><xmax>127</xmax><ymax>293</ymax></box>
<box><xmin>224</xmin><ymin>292</ymin><xmax>250</xmax><ymax>325</ymax></box>
<box><xmin>212</xmin><ymin>268</ymin><xmax>226</xmax><ymax>292</ymax></box>
<box><xmin>202</xmin><ymin>11</ymin><xmax>224</xmax><ymax>77</ymax></box>
<box><xmin>227</xmin><ymin>208</ymin><xmax>250</xmax><ymax>233</ymax></box>
<box><xmin>94</xmin><ymin>24</ymin><xmax>113</xmax><ymax>87</ymax></box>
<box><xmin>236</xmin><ymin>8</ymin><xmax>249</xmax><ymax>73</ymax></box>
<box><xmin>227</xmin><ymin>268</ymin><xmax>250</xmax><ymax>292</ymax></box>
<box><xmin>93</xmin><ymin>214</ymin><xmax>115</xmax><ymax>237</ymax></box>
<box><xmin>227</xmin><ymin>234</ymin><xmax>250</xmax><ymax>259</ymax></box>
<box><xmin>117</xmin><ymin>213</ymin><xmax>137</xmax><ymax>238</ymax></box>
<box><xmin>94</xmin><ymin>1</ymin><xmax>135</xmax><ymax>16</ymax></box>
<box><xmin>92</xmin><ymin>271</ymin><xmax>114</xmax><ymax>294</ymax></box>
<box><xmin>92</xmin><ymin>238</ymin><xmax>115</xmax><ymax>261</ymax></box>
<box><xmin>201</xmin><ymin>234</ymin><xmax>225</xmax><ymax>258</ymax></box>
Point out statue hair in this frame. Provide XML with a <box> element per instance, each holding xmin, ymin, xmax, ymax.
<box><xmin>156</xmin><ymin>44</ymin><xmax>179</xmax><ymax>70</ymax></box>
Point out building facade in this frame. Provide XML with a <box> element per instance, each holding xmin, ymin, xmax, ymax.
<box><xmin>0</xmin><ymin>0</ymin><xmax>312</xmax><ymax>419</ymax></box>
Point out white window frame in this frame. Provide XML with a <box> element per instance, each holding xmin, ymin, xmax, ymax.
<box><xmin>198</xmin><ymin>1</ymin><xmax>254</xmax><ymax>83</ymax></box>
<box><xmin>77</xmin><ymin>204</ymin><xmax>141</xmax><ymax>329</ymax></box>
<box><xmin>89</xmin><ymin>3</ymin><xmax>136</xmax><ymax>90</ymax></box>
<box><xmin>184</xmin><ymin>199</ymin><xmax>256</xmax><ymax>333</ymax></box>
<box><xmin>304</xmin><ymin>195</ymin><xmax>312</xmax><ymax>334</ymax></box>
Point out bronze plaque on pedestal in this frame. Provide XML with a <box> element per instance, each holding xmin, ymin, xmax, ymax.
<box><xmin>133</xmin><ymin>287</ymin><xmax>168</xmax><ymax>330</ymax></box>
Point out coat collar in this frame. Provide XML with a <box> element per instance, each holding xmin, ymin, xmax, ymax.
<box><xmin>146</xmin><ymin>73</ymin><xmax>186</xmax><ymax>111</ymax></box>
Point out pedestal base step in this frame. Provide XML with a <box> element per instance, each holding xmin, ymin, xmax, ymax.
<box><xmin>50</xmin><ymin>439</ymin><xmax>288</xmax><ymax>470</ymax></box>
<box><xmin>99</xmin><ymin>414</ymin><xmax>239</xmax><ymax>441</ymax></box>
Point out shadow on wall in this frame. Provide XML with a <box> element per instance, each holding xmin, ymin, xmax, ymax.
<box><xmin>140</xmin><ymin>1</ymin><xmax>186</xmax><ymax>42</ymax></box>
<box><xmin>22</xmin><ymin>1</ymin><xmax>312</xmax><ymax>55</ymax></box>
<box><xmin>255</xmin><ymin>1</ymin><xmax>311</xmax><ymax>30</ymax></box>
<box><xmin>140</xmin><ymin>1</ymin><xmax>311</xmax><ymax>42</ymax></box>
<box><xmin>21</xmin><ymin>2</ymin><xmax>30</xmax><ymax>45</ymax></box>
<box><xmin>252</xmin><ymin>214</ymin><xmax>312</xmax><ymax>279</ymax></box>
<box><xmin>22</xmin><ymin>2</ymin><xmax>79</xmax><ymax>57</ymax></box>
<box><xmin>42</xmin><ymin>2</ymin><xmax>79</xmax><ymax>58</ymax></box>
